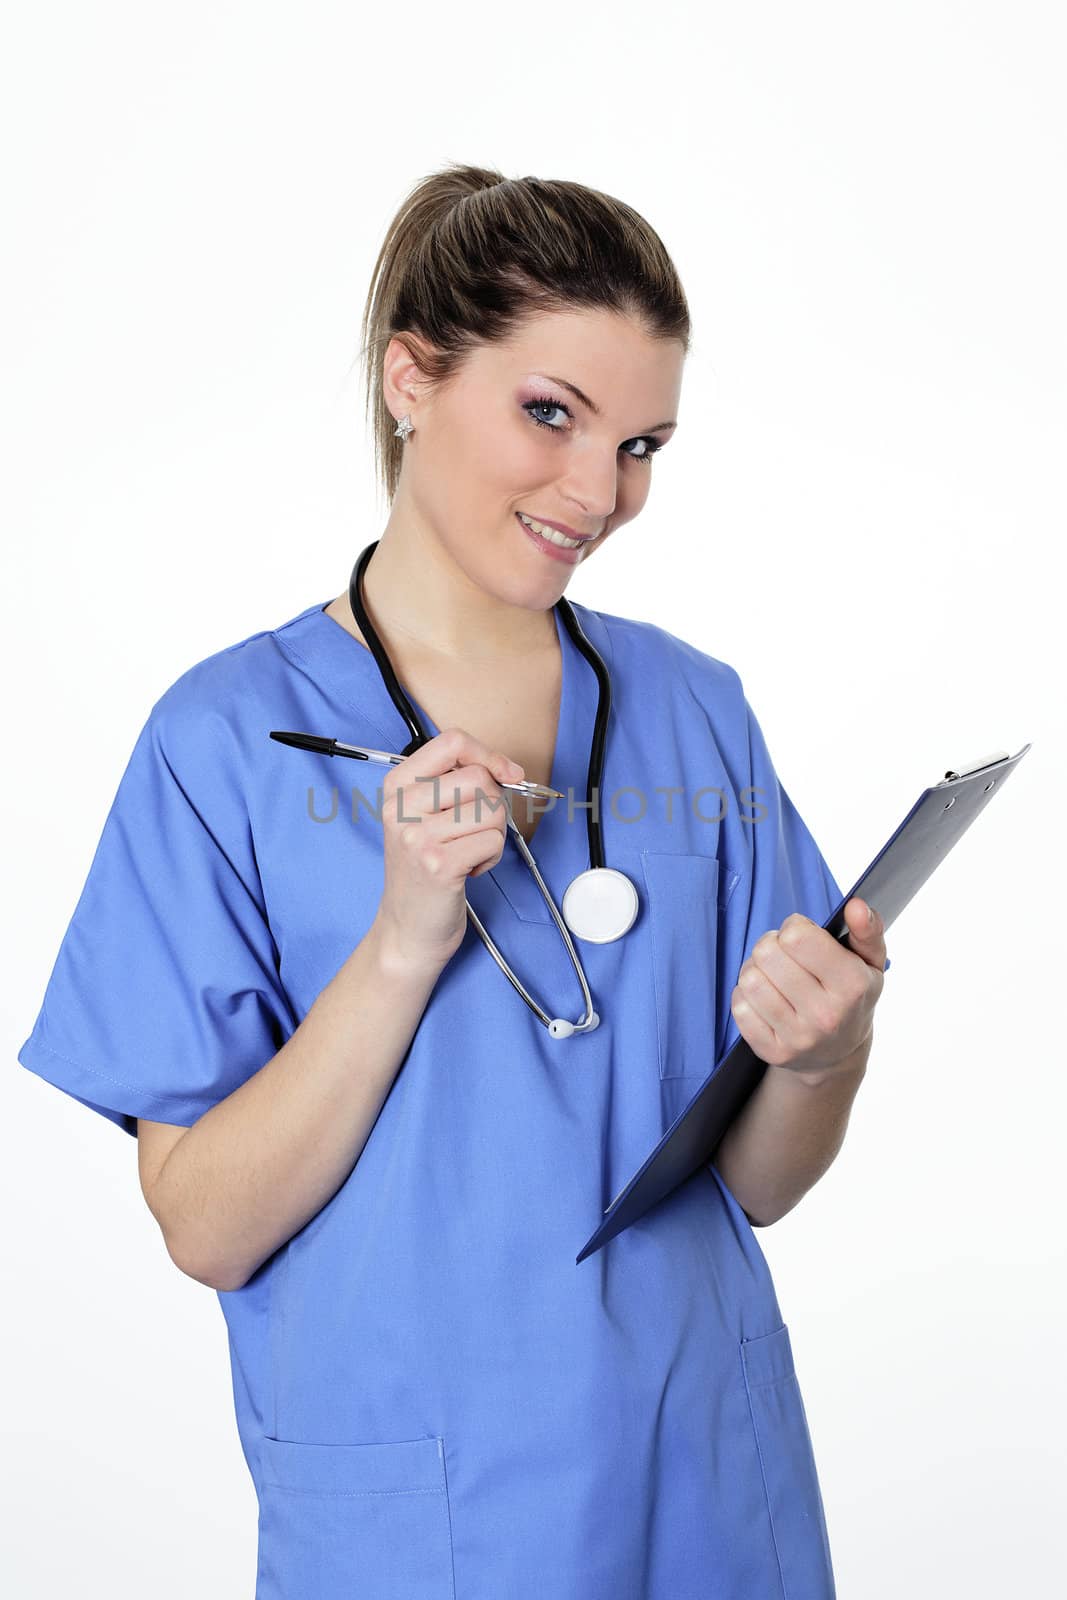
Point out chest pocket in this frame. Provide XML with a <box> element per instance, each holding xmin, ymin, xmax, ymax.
<box><xmin>642</xmin><ymin>851</ymin><xmax>741</xmax><ymax>1081</ymax></box>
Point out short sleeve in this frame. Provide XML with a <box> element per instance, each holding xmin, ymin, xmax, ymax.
<box><xmin>718</xmin><ymin>689</ymin><xmax>891</xmax><ymax>1065</ymax></box>
<box><xmin>17</xmin><ymin>694</ymin><xmax>297</xmax><ymax>1138</ymax></box>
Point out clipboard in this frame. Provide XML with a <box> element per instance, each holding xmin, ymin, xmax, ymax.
<box><xmin>576</xmin><ymin>742</ymin><xmax>1033</xmax><ymax>1264</ymax></box>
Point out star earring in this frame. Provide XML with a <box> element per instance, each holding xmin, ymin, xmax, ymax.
<box><xmin>394</xmin><ymin>413</ymin><xmax>414</xmax><ymax>441</ymax></box>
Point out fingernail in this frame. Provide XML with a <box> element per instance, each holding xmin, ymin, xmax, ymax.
<box><xmin>867</xmin><ymin>903</ymin><xmax>876</xmax><ymax>926</ymax></box>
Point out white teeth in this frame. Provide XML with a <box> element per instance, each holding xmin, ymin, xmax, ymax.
<box><xmin>518</xmin><ymin>512</ymin><xmax>583</xmax><ymax>549</ymax></box>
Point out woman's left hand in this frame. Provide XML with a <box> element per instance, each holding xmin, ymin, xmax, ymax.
<box><xmin>730</xmin><ymin>897</ymin><xmax>888</xmax><ymax>1082</ymax></box>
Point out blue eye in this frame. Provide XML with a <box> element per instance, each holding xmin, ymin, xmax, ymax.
<box><xmin>522</xmin><ymin>395</ymin><xmax>663</xmax><ymax>466</ymax></box>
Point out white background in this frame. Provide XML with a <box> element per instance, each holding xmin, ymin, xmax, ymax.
<box><xmin>3</xmin><ymin>3</ymin><xmax>1062</xmax><ymax>1594</ymax></box>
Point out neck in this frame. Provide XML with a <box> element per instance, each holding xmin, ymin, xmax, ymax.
<box><xmin>350</xmin><ymin>517</ymin><xmax>559</xmax><ymax>662</ymax></box>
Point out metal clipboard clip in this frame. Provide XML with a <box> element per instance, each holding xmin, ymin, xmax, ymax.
<box><xmin>938</xmin><ymin>750</ymin><xmax>1012</xmax><ymax>785</ymax></box>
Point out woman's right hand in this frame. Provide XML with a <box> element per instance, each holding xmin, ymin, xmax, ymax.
<box><xmin>374</xmin><ymin>727</ymin><xmax>526</xmax><ymax>972</ymax></box>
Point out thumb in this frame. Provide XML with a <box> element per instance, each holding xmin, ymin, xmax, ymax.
<box><xmin>845</xmin><ymin>896</ymin><xmax>882</xmax><ymax>943</ymax></box>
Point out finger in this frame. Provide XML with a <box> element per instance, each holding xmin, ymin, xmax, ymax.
<box><xmin>843</xmin><ymin>897</ymin><xmax>888</xmax><ymax>970</ymax></box>
<box><xmin>729</xmin><ymin>984</ymin><xmax>783</xmax><ymax>1064</ymax></box>
<box><xmin>748</xmin><ymin>934</ymin><xmax>844</xmax><ymax>1043</ymax></box>
<box><xmin>770</xmin><ymin>912</ymin><xmax>860</xmax><ymax>993</ymax></box>
<box><xmin>744</xmin><ymin>932</ymin><xmax>837</xmax><ymax>1029</ymax></box>
<box><xmin>390</xmin><ymin>727</ymin><xmax>521</xmax><ymax>786</ymax></box>
<box><xmin>432</xmin><ymin>790</ymin><xmax>513</xmax><ymax>844</ymax></box>
<box><xmin>393</xmin><ymin>761</ymin><xmax>514</xmax><ymax>824</ymax></box>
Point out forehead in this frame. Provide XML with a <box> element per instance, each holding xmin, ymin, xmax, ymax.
<box><xmin>471</xmin><ymin>307</ymin><xmax>685</xmax><ymax>396</ymax></box>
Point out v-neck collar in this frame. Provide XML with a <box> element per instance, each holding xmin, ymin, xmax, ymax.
<box><xmin>275</xmin><ymin>595</ymin><xmax>609</xmax><ymax>926</ymax></box>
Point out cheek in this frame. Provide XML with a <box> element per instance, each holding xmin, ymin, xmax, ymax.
<box><xmin>426</xmin><ymin>431</ymin><xmax>517</xmax><ymax>527</ymax></box>
<box><xmin>586</xmin><ymin>522</ymin><xmax>622</xmax><ymax>561</ymax></box>
<box><xmin>624</xmin><ymin>466</ymin><xmax>654</xmax><ymax>507</ymax></box>
<box><xmin>611</xmin><ymin>472</ymin><xmax>651</xmax><ymax>528</ymax></box>
<box><xmin>470</xmin><ymin>429</ymin><xmax>540</xmax><ymax>502</ymax></box>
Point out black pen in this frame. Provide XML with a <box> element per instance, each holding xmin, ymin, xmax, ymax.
<box><xmin>269</xmin><ymin>730</ymin><xmax>563</xmax><ymax>799</ymax></box>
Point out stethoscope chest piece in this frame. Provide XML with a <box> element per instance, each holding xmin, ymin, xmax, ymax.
<box><xmin>562</xmin><ymin>867</ymin><xmax>639</xmax><ymax>944</ymax></box>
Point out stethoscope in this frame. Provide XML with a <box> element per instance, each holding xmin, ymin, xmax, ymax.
<box><xmin>348</xmin><ymin>541</ymin><xmax>640</xmax><ymax>1038</ymax></box>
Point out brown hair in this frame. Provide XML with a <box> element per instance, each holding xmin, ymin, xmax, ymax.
<box><xmin>356</xmin><ymin>162</ymin><xmax>692</xmax><ymax>505</ymax></box>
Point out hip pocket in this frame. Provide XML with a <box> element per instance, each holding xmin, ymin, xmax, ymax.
<box><xmin>255</xmin><ymin>1433</ymin><xmax>454</xmax><ymax>1600</ymax></box>
<box><xmin>740</xmin><ymin>1324</ymin><xmax>836</xmax><ymax>1599</ymax></box>
<box><xmin>642</xmin><ymin>850</ymin><xmax>740</xmax><ymax>1079</ymax></box>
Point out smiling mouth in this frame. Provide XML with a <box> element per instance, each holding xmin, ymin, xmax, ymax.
<box><xmin>516</xmin><ymin>511</ymin><xmax>597</xmax><ymax>550</ymax></box>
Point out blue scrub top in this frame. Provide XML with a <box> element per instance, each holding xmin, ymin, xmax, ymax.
<box><xmin>19</xmin><ymin>596</ymin><xmax>873</xmax><ymax>1599</ymax></box>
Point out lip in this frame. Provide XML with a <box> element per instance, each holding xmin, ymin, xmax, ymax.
<box><xmin>517</xmin><ymin>512</ymin><xmax>600</xmax><ymax>542</ymax></box>
<box><xmin>515</xmin><ymin>512</ymin><xmax>586</xmax><ymax>565</ymax></box>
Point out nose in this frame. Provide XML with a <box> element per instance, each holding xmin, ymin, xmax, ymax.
<box><xmin>559</xmin><ymin>450</ymin><xmax>620</xmax><ymax>528</ymax></box>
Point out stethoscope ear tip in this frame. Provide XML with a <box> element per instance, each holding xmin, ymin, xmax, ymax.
<box><xmin>548</xmin><ymin>1012</ymin><xmax>600</xmax><ymax>1040</ymax></box>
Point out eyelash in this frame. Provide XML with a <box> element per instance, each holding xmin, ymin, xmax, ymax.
<box><xmin>522</xmin><ymin>395</ymin><xmax>664</xmax><ymax>465</ymax></box>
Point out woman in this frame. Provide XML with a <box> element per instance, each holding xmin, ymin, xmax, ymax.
<box><xmin>20</xmin><ymin>163</ymin><xmax>888</xmax><ymax>1598</ymax></box>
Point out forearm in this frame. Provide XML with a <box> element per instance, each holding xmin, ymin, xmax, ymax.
<box><xmin>153</xmin><ymin>913</ymin><xmax>447</xmax><ymax>1292</ymax></box>
<box><xmin>712</xmin><ymin>1034</ymin><xmax>872</xmax><ymax>1227</ymax></box>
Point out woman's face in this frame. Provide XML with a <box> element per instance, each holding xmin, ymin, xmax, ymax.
<box><xmin>383</xmin><ymin>306</ymin><xmax>684</xmax><ymax>609</ymax></box>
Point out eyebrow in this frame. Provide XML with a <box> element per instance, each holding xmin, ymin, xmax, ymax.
<box><xmin>540</xmin><ymin>374</ymin><xmax>677</xmax><ymax>435</ymax></box>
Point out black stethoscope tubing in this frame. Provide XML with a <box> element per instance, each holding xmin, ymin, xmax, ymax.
<box><xmin>348</xmin><ymin>540</ymin><xmax>611</xmax><ymax>870</ymax></box>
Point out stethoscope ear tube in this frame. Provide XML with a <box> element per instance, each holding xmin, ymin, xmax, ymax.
<box><xmin>349</xmin><ymin>541</ymin><xmax>429</xmax><ymax>755</ymax></box>
<box><xmin>554</xmin><ymin>594</ymin><xmax>609</xmax><ymax>874</ymax></box>
<box><xmin>503</xmin><ymin>818</ymin><xmax>600</xmax><ymax>1034</ymax></box>
<box><xmin>465</xmin><ymin>855</ymin><xmax>600</xmax><ymax>1037</ymax></box>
